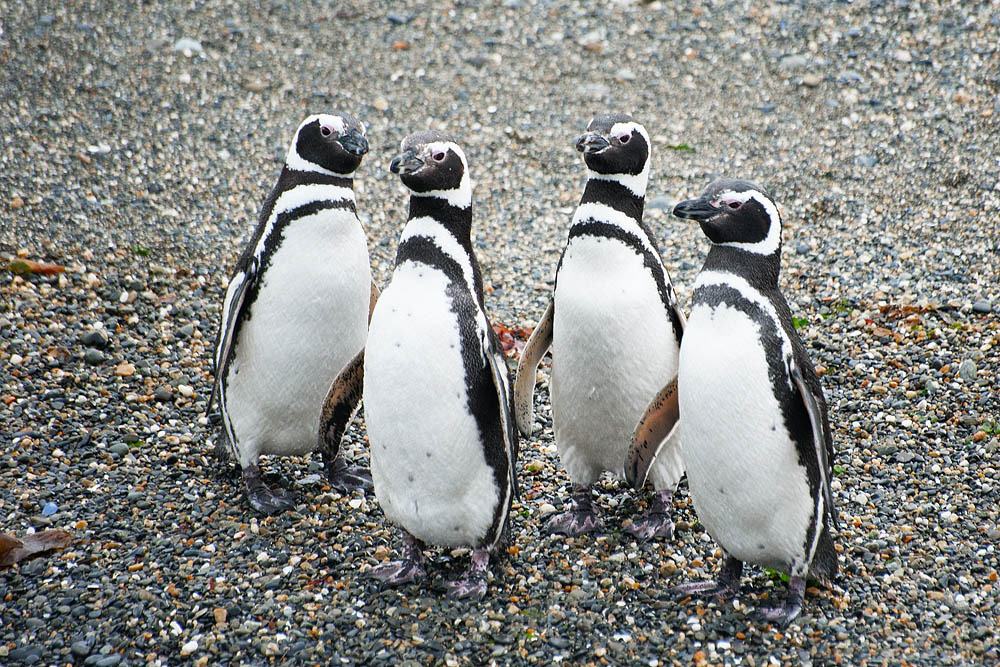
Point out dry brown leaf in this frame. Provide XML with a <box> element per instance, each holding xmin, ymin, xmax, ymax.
<box><xmin>8</xmin><ymin>259</ymin><xmax>67</xmax><ymax>276</ymax></box>
<box><xmin>0</xmin><ymin>530</ymin><xmax>73</xmax><ymax>567</ymax></box>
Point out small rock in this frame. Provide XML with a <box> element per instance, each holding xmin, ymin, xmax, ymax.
<box><xmin>84</xmin><ymin>349</ymin><xmax>105</xmax><ymax>365</ymax></box>
<box><xmin>387</xmin><ymin>12</ymin><xmax>409</xmax><ymax>25</ymax></box>
<box><xmin>972</xmin><ymin>300</ymin><xmax>992</xmax><ymax>314</ymax></box>
<box><xmin>80</xmin><ymin>330</ymin><xmax>109</xmax><ymax>348</ymax></box>
<box><xmin>244</xmin><ymin>78</ymin><xmax>268</xmax><ymax>92</ymax></box>
<box><xmin>153</xmin><ymin>387</ymin><xmax>173</xmax><ymax>402</ymax></box>
<box><xmin>373</xmin><ymin>97</ymin><xmax>389</xmax><ymax>112</ymax></box>
<box><xmin>71</xmin><ymin>641</ymin><xmax>92</xmax><ymax>657</ymax></box>
<box><xmin>958</xmin><ymin>359</ymin><xmax>977</xmax><ymax>382</ymax></box>
<box><xmin>894</xmin><ymin>49</ymin><xmax>912</xmax><ymax>63</ymax></box>
<box><xmin>801</xmin><ymin>73</ymin><xmax>822</xmax><ymax>87</ymax></box>
<box><xmin>180</xmin><ymin>640</ymin><xmax>198</xmax><ymax>656</ymax></box>
<box><xmin>42</xmin><ymin>501</ymin><xmax>58</xmax><ymax>516</ymax></box>
<box><xmin>114</xmin><ymin>362</ymin><xmax>136</xmax><ymax>377</ymax></box>
<box><xmin>177</xmin><ymin>384</ymin><xmax>195</xmax><ymax>398</ymax></box>
<box><xmin>109</xmin><ymin>443</ymin><xmax>130</xmax><ymax>456</ymax></box>
<box><xmin>172</xmin><ymin>38</ymin><xmax>204</xmax><ymax>57</ymax></box>
<box><xmin>856</xmin><ymin>155</ymin><xmax>877</xmax><ymax>168</ymax></box>
<box><xmin>538</xmin><ymin>502</ymin><xmax>556</xmax><ymax>516</ymax></box>
<box><xmin>779</xmin><ymin>54</ymin><xmax>808</xmax><ymax>70</ymax></box>
<box><xmin>796</xmin><ymin>242</ymin><xmax>810</xmax><ymax>255</ymax></box>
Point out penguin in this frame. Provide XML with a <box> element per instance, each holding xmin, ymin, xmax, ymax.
<box><xmin>515</xmin><ymin>113</ymin><xmax>686</xmax><ymax>538</ymax></box>
<box><xmin>325</xmin><ymin>130</ymin><xmax>518</xmax><ymax>599</ymax></box>
<box><xmin>209</xmin><ymin>112</ymin><xmax>377</xmax><ymax>515</ymax></box>
<box><xmin>639</xmin><ymin>178</ymin><xmax>838</xmax><ymax>625</ymax></box>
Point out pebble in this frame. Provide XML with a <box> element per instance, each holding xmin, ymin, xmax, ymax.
<box><xmin>2</xmin><ymin>2</ymin><xmax>998</xmax><ymax>666</ymax></box>
<box><xmin>958</xmin><ymin>359</ymin><xmax>977</xmax><ymax>382</ymax></box>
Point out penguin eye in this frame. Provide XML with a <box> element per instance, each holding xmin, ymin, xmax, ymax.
<box><xmin>433</xmin><ymin>151</ymin><xmax>446</xmax><ymax>162</ymax></box>
<box><xmin>320</xmin><ymin>125</ymin><xmax>333</xmax><ymax>137</ymax></box>
<box><xmin>726</xmin><ymin>200</ymin><xmax>742</xmax><ymax>210</ymax></box>
<box><xmin>617</xmin><ymin>134</ymin><xmax>630</xmax><ymax>144</ymax></box>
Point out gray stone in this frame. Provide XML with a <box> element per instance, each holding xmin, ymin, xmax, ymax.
<box><xmin>84</xmin><ymin>348</ymin><xmax>105</xmax><ymax>365</ymax></box>
<box><xmin>80</xmin><ymin>330</ymin><xmax>108</xmax><ymax>348</ymax></box>
<box><xmin>958</xmin><ymin>359</ymin><xmax>977</xmax><ymax>382</ymax></box>
<box><xmin>972</xmin><ymin>300</ymin><xmax>992</xmax><ymax>313</ymax></box>
<box><xmin>72</xmin><ymin>641</ymin><xmax>92</xmax><ymax>657</ymax></box>
<box><xmin>780</xmin><ymin>54</ymin><xmax>809</xmax><ymax>70</ymax></box>
<box><xmin>109</xmin><ymin>443</ymin><xmax>130</xmax><ymax>456</ymax></box>
<box><xmin>154</xmin><ymin>386</ymin><xmax>173</xmax><ymax>402</ymax></box>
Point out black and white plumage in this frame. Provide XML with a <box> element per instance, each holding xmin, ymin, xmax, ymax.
<box><xmin>515</xmin><ymin>113</ymin><xmax>686</xmax><ymax>538</ymax></box>
<box><xmin>209</xmin><ymin>112</ymin><xmax>375</xmax><ymax>515</ymax></box>
<box><xmin>358</xmin><ymin>130</ymin><xmax>518</xmax><ymax>599</ymax></box>
<box><xmin>668</xmin><ymin>178</ymin><xmax>838</xmax><ymax>625</ymax></box>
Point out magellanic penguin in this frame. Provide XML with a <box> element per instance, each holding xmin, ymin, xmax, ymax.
<box><xmin>514</xmin><ymin>113</ymin><xmax>687</xmax><ymax>538</ymax></box>
<box><xmin>337</xmin><ymin>130</ymin><xmax>518</xmax><ymax>599</ymax></box>
<box><xmin>644</xmin><ymin>178</ymin><xmax>839</xmax><ymax>625</ymax></box>
<box><xmin>209</xmin><ymin>113</ymin><xmax>378</xmax><ymax>515</ymax></box>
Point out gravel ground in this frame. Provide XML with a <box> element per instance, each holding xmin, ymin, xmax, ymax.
<box><xmin>2</xmin><ymin>0</ymin><xmax>999</xmax><ymax>664</ymax></box>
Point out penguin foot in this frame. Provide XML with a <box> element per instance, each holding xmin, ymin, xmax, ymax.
<box><xmin>443</xmin><ymin>549</ymin><xmax>490</xmax><ymax>600</ymax></box>
<box><xmin>545</xmin><ymin>484</ymin><xmax>602</xmax><ymax>536</ymax></box>
<box><xmin>626</xmin><ymin>489</ymin><xmax>675</xmax><ymax>541</ymax></box>
<box><xmin>627</xmin><ymin>512</ymin><xmax>674</xmax><ymax>541</ymax></box>
<box><xmin>371</xmin><ymin>559</ymin><xmax>427</xmax><ymax>587</ymax></box>
<box><xmin>754</xmin><ymin>574</ymin><xmax>805</xmax><ymax>627</ymax></box>
<box><xmin>245</xmin><ymin>465</ymin><xmax>296</xmax><ymax>515</ymax></box>
<box><xmin>329</xmin><ymin>465</ymin><xmax>373</xmax><ymax>493</ymax></box>
<box><xmin>673</xmin><ymin>555</ymin><xmax>743</xmax><ymax>602</ymax></box>
<box><xmin>544</xmin><ymin>509</ymin><xmax>603</xmax><ymax>536</ymax></box>
<box><xmin>326</xmin><ymin>458</ymin><xmax>373</xmax><ymax>494</ymax></box>
<box><xmin>371</xmin><ymin>533</ymin><xmax>427</xmax><ymax>587</ymax></box>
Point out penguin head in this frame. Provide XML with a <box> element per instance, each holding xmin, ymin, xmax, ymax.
<box><xmin>575</xmin><ymin>113</ymin><xmax>650</xmax><ymax>197</ymax></box>
<box><xmin>287</xmin><ymin>112</ymin><xmax>369</xmax><ymax>175</ymax></box>
<box><xmin>673</xmin><ymin>179</ymin><xmax>782</xmax><ymax>256</ymax></box>
<box><xmin>389</xmin><ymin>131</ymin><xmax>472</xmax><ymax>208</ymax></box>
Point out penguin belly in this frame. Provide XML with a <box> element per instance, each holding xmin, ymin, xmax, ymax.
<box><xmin>364</xmin><ymin>264</ymin><xmax>499</xmax><ymax>547</ymax></box>
<box><xmin>226</xmin><ymin>212</ymin><xmax>371</xmax><ymax>463</ymax></box>
<box><xmin>679</xmin><ymin>301</ymin><xmax>813</xmax><ymax>572</ymax></box>
<box><xmin>551</xmin><ymin>237</ymin><xmax>679</xmax><ymax>485</ymax></box>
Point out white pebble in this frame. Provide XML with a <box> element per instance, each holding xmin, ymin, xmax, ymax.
<box><xmin>180</xmin><ymin>639</ymin><xmax>198</xmax><ymax>656</ymax></box>
<box><xmin>538</xmin><ymin>502</ymin><xmax>556</xmax><ymax>516</ymax></box>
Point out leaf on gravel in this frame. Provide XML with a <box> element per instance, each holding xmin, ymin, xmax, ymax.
<box><xmin>493</xmin><ymin>322</ymin><xmax>533</xmax><ymax>358</ymax></box>
<box><xmin>8</xmin><ymin>259</ymin><xmax>67</xmax><ymax>276</ymax></box>
<box><xmin>665</xmin><ymin>144</ymin><xmax>696</xmax><ymax>152</ymax></box>
<box><xmin>0</xmin><ymin>530</ymin><xmax>73</xmax><ymax>567</ymax></box>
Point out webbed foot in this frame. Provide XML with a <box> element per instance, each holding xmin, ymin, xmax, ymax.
<box><xmin>545</xmin><ymin>484</ymin><xmax>603</xmax><ymax>536</ymax></box>
<box><xmin>371</xmin><ymin>533</ymin><xmax>427</xmax><ymax>587</ymax></box>
<box><xmin>627</xmin><ymin>489</ymin><xmax>675</xmax><ymax>541</ymax></box>
<box><xmin>443</xmin><ymin>549</ymin><xmax>490</xmax><ymax>600</ymax></box>
<box><xmin>245</xmin><ymin>464</ymin><xmax>296</xmax><ymax>515</ymax></box>
<box><xmin>754</xmin><ymin>574</ymin><xmax>804</xmax><ymax>626</ymax></box>
<box><xmin>325</xmin><ymin>455</ymin><xmax>373</xmax><ymax>494</ymax></box>
<box><xmin>673</xmin><ymin>555</ymin><xmax>743</xmax><ymax>602</ymax></box>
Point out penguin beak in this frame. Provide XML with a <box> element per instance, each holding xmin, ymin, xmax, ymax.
<box><xmin>575</xmin><ymin>132</ymin><xmax>611</xmax><ymax>154</ymax></box>
<box><xmin>389</xmin><ymin>149</ymin><xmax>423</xmax><ymax>175</ymax></box>
<box><xmin>673</xmin><ymin>196</ymin><xmax>719</xmax><ymax>221</ymax></box>
<box><xmin>339</xmin><ymin>130</ymin><xmax>369</xmax><ymax>157</ymax></box>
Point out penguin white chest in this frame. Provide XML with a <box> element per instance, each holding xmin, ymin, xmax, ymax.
<box><xmin>364</xmin><ymin>263</ymin><xmax>498</xmax><ymax>547</ymax></box>
<box><xmin>679</xmin><ymin>302</ymin><xmax>813</xmax><ymax>571</ymax></box>
<box><xmin>227</xmin><ymin>211</ymin><xmax>371</xmax><ymax>458</ymax></box>
<box><xmin>550</xmin><ymin>236</ymin><xmax>678</xmax><ymax>484</ymax></box>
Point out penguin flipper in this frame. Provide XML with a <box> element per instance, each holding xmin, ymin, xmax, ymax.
<box><xmin>625</xmin><ymin>377</ymin><xmax>680</xmax><ymax>491</ymax></box>
<box><xmin>789</xmin><ymin>360</ymin><xmax>838</xmax><ymax>531</ymax></box>
<box><xmin>513</xmin><ymin>299</ymin><xmax>554</xmax><ymax>437</ymax></box>
<box><xmin>318</xmin><ymin>347</ymin><xmax>366</xmax><ymax>460</ymax></box>
<box><xmin>208</xmin><ymin>256</ymin><xmax>260</xmax><ymax>415</ymax></box>
<box><xmin>368</xmin><ymin>281</ymin><xmax>380</xmax><ymax>325</ymax></box>
<box><xmin>485</xmin><ymin>323</ymin><xmax>520</xmax><ymax>500</ymax></box>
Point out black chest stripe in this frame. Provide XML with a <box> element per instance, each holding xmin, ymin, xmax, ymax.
<box><xmin>579</xmin><ymin>180</ymin><xmax>644</xmax><ymax>221</ymax></box>
<box><xmin>565</xmin><ymin>220</ymin><xmax>684</xmax><ymax>343</ymax></box>
<box><xmin>693</xmin><ymin>283</ymin><xmax>825</xmax><ymax>555</ymax></box>
<box><xmin>393</xmin><ymin>235</ymin><xmax>513</xmax><ymax>547</ymax></box>
<box><xmin>222</xmin><ymin>197</ymin><xmax>356</xmax><ymax>379</ymax></box>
